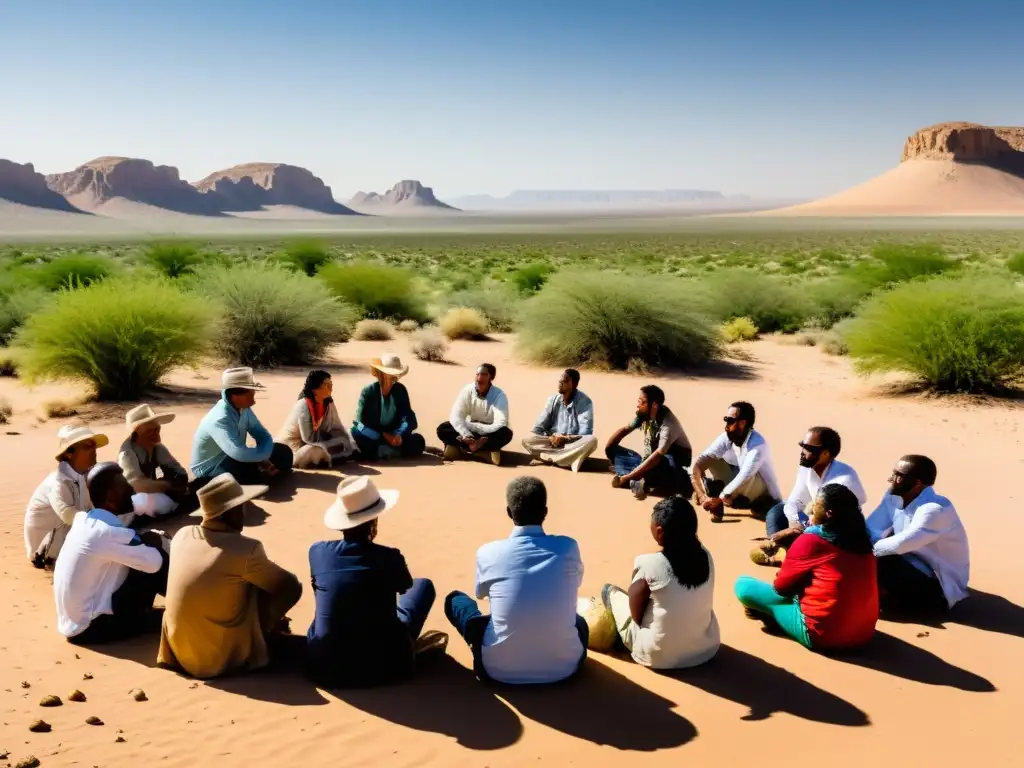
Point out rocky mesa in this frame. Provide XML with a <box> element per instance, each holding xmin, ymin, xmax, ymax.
<box><xmin>349</xmin><ymin>180</ymin><xmax>458</xmax><ymax>212</ymax></box>
<box><xmin>902</xmin><ymin>122</ymin><xmax>1024</xmax><ymax>173</ymax></box>
<box><xmin>46</xmin><ymin>156</ymin><xmax>222</xmax><ymax>215</ymax></box>
<box><xmin>193</xmin><ymin>162</ymin><xmax>356</xmax><ymax>214</ymax></box>
<box><xmin>0</xmin><ymin>159</ymin><xmax>83</xmax><ymax>212</ymax></box>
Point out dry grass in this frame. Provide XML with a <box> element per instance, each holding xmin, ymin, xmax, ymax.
<box><xmin>42</xmin><ymin>398</ymin><xmax>80</xmax><ymax>419</ymax></box>
<box><xmin>352</xmin><ymin>319</ymin><xmax>395</xmax><ymax>341</ymax></box>
<box><xmin>0</xmin><ymin>350</ymin><xmax>18</xmax><ymax>377</ymax></box>
<box><xmin>0</xmin><ymin>396</ymin><xmax>11</xmax><ymax>424</ymax></box>
<box><xmin>397</xmin><ymin>319</ymin><xmax>420</xmax><ymax>333</ymax></box>
<box><xmin>439</xmin><ymin>307</ymin><xmax>489</xmax><ymax>340</ymax></box>
<box><xmin>409</xmin><ymin>327</ymin><xmax>449</xmax><ymax>362</ymax></box>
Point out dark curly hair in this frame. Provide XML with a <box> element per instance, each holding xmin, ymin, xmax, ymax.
<box><xmin>652</xmin><ymin>496</ymin><xmax>710</xmax><ymax>589</ymax></box>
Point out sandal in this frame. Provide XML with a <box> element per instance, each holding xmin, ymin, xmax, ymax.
<box><xmin>415</xmin><ymin>630</ymin><xmax>449</xmax><ymax>657</ymax></box>
<box><xmin>749</xmin><ymin>541</ymin><xmax>781</xmax><ymax>567</ymax></box>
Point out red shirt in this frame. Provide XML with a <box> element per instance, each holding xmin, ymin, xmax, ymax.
<box><xmin>773</xmin><ymin>531</ymin><xmax>879</xmax><ymax>650</ymax></box>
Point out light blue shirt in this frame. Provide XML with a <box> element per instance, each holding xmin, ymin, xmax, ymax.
<box><xmin>474</xmin><ymin>525</ymin><xmax>584</xmax><ymax>684</ymax></box>
<box><xmin>190</xmin><ymin>392</ymin><xmax>274</xmax><ymax>479</ymax></box>
<box><xmin>531</xmin><ymin>390</ymin><xmax>594</xmax><ymax>437</ymax></box>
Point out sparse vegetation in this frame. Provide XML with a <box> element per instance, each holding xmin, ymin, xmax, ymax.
<box><xmin>0</xmin><ymin>396</ymin><xmax>11</xmax><ymax>424</ymax></box>
<box><xmin>318</xmin><ymin>261</ymin><xmax>427</xmax><ymax>322</ymax></box>
<box><xmin>698</xmin><ymin>269</ymin><xmax>816</xmax><ymax>334</ymax></box>
<box><xmin>43</xmin><ymin>399</ymin><xmax>80</xmax><ymax>419</ymax></box>
<box><xmin>444</xmin><ymin>282</ymin><xmax>518</xmax><ymax>332</ymax></box>
<box><xmin>29</xmin><ymin>252</ymin><xmax>115</xmax><ymax>292</ymax></box>
<box><xmin>439</xmin><ymin>307</ymin><xmax>489</xmax><ymax>340</ymax></box>
<box><xmin>353</xmin><ymin>318</ymin><xmax>395</xmax><ymax>341</ymax></box>
<box><xmin>398</xmin><ymin>319</ymin><xmax>420</xmax><ymax>332</ymax></box>
<box><xmin>409</xmin><ymin>327</ymin><xmax>449</xmax><ymax>362</ymax></box>
<box><xmin>142</xmin><ymin>242</ymin><xmax>205</xmax><ymax>278</ymax></box>
<box><xmin>279</xmin><ymin>239</ymin><xmax>332</xmax><ymax>277</ymax></box>
<box><xmin>509</xmin><ymin>262</ymin><xmax>554</xmax><ymax>295</ymax></box>
<box><xmin>1007</xmin><ymin>252</ymin><xmax>1024</xmax><ymax>276</ymax></box>
<box><xmin>721</xmin><ymin>317</ymin><xmax>759</xmax><ymax>343</ymax></box>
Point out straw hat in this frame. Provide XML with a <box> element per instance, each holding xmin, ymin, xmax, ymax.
<box><xmin>222</xmin><ymin>367</ymin><xmax>263</xmax><ymax>391</ymax></box>
<box><xmin>125</xmin><ymin>404</ymin><xmax>175</xmax><ymax>433</ymax></box>
<box><xmin>55</xmin><ymin>424</ymin><xmax>109</xmax><ymax>460</ymax></box>
<box><xmin>197</xmin><ymin>473</ymin><xmax>268</xmax><ymax>522</ymax></box>
<box><xmin>370</xmin><ymin>353</ymin><xmax>409</xmax><ymax>379</ymax></box>
<box><xmin>324</xmin><ymin>476</ymin><xmax>398</xmax><ymax>531</ymax></box>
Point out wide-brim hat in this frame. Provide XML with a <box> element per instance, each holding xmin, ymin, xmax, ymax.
<box><xmin>370</xmin><ymin>353</ymin><xmax>409</xmax><ymax>379</ymax></box>
<box><xmin>197</xmin><ymin>473</ymin><xmax>268</xmax><ymax>522</ymax></box>
<box><xmin>222</xmin><ymin>367</ymin><xmax>264</xmax><ymax>391</ymax></box>
<box><xmin>324</xmin><ymin>476</ymin><xmax>399</xmax><ymax>531</ymax></box>
<box><xmin>125</xmin><ymin>403</ymin><xmax>175</xmax><ymax>432</ymax></box>
<box><xmin>55</xmin><ymin>424</ymin><xmax>109</xmax><ymax>460</ymax></box>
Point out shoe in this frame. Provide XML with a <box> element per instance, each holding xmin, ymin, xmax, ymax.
<box><xmin>749</xmin><ymin>542</ymin><xmax>781</xmax><ymax>567</ymax></box>
<box><xmin>630</xmin><ymin>479</ymin><xmax>647</xmax><ymax>500</ymax></box>
<box><xmin>570</xmin><ymin>455</ymin><xmax>585</xmax><ymax>473</ymax></box>
<box><xmin>443</xmin><ymin>445</ymin><xmax>462</xmax><ymax>461</ymax></box>
<box><xmin>490</xmin><ymin>451</ymin><xmax>502</xmax><ymax>466</ymax></box>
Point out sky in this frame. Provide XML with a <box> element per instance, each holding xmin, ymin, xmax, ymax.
<box><xmin>2</xmin><ymin>0</ymin><xmax>1023</xmax><ymax>200</ymax></box>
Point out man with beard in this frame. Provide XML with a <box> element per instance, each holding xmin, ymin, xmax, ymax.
<box><xmin>522</xmin><ymin>368</ymin><xmax>598</xmax><ymax>473</ymax></box>
<box><xmin>750</xmin><ymin>427</ymin><xmax>868</xmax><ymax>566</ymax></box>
<box><xmin>692</xmin><ymin>402</ymin><xmax>782</xmax><ymax>522</ymax></box>
<box><xmin>605</xmin><ymin>385</ymin><xmax>693</xmax><ymax>500</ymax></box>
<box><xmin>866</xmin><ymin>455</ymin><xmax>970</xmax><ymax>614</ymax></box>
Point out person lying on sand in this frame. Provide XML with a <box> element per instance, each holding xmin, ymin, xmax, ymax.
<box><xmin>521</xmin><ymin>368</ymin><xmax>598</xmax><ymax>473</ymax></box>
<box><xmin>277</xmin><ymin>370</ymin><xmax>356</xmax><ymax>469</ymax></box>
<box><xmin>599</xmin><ymin>496</ymin><xmax>720</xmax><ymax>669</ymax></box>
<box><xmin>191</xmin><ymin>367</ymin><xmax>293</xmax><ymax>488</ymax></box>
<box><xmin>751</xmin><ymin>427</ymin><xmax>867</xmax><ymax>566</ymax></box>
<box><xmin>735</xmin><ymin>484</ymin><xmax>878</xmax><ymax>652</ymax></box>
<box><xmin>437</xmin><ymin>363</ymin><xmax>513</xmax><ymax>466</ymax></box>
<box><xmin>866</xmin><ymin>455</ymin><xmax>970</xmax><ymax>614</ymax></box>
<box><xmin>305</xmin><ymin>477</ymin><xmax>445</xmax><ymax>688</ymax></box>
<box><xmin>118</xmin><ymin>404</ymin><xmax>198</xmax><ymax>518</ymax></box>
<box><xmin>25</xmin><ymin>424</ymin><xmax>109</xmax><ymax>567</ymax></box>
<box><xmin>55</xmin><ymin>462</ymin><xmax>169</xmax><ymax>646</ymax></box>
<box><xmin>692</xmin><ymin>401</ymin><xmax>782</xmax><ymax>522</ymax></box>
<box><xmin>158</xmin><ymin>474</ymin><xmax>302</xmax><ymax>679</ymax></box>
<box><xmin>605</xmin><ymin>385</ymin><xmax>693</xmax><ymax>500</ymax></box>
<box><xmin>351</xmin><ymin>354</ymin><xmax>427</xmax><ymax>461</ymax></box>
<box><xmin>444</xmin><ymin>476</ymin><xmax>588</xmax><ymax>685</ymax></box>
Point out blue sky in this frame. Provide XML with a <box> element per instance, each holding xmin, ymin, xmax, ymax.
<box><xmin>2</xmin><ymin>1</ymin><xmax>1023</xmax><ymax>199</ymax></box>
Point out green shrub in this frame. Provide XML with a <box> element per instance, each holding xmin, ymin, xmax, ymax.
<box><xmin>510</xmin><ymin>262</ymin><xmax>553</xmax><ymax>295</ymax></box>
<box><xmin>196</xmin><ymin>262</ymin><xmax>354</xmax><ymax>368</ymax></box>
<box><xmin>279</xmin><ymin>240</ymin><xmax>332</xmax><ymax>277</ymax></box>
<box><xmin>843</xmin><ymin>275</ymin><xmax>1024</xmax><ymax>393</ymax></box>
<box><xmin>1006</xmin><ymin>252</ymin><xmax>1024</xmax><ymax>276</ymax></box>
<box><xmin>29</xmin><ymin>252</ymin><xmax>115</xmax><ymax>292</ymax></box>
<box><xmin>143</xmin><ymin>242</ymin><xmax>204</xmax><ymax>278</ymax></box>
<box><xmin>439</xmin><ymin>307</ymin><xmax>489</xmax><ymax>340</ymax></box>
<box><xmin>445</xmin><ymin>281</ymin><xmax>519</xmax><ymax>332</ymax></box>
<box><xmin>846</xmin><ymin>243</ymin><xmax>958</xmax><ymax>290</ymax></box>
<box><xmin>0</xmin><ymin>288</ymin><xmax>51</xmax><ymax>345</ymax></box>
<box><xmin>721</xmin><ymin>316</ymin><xmax>758</xmax><ymax>343</ymax></box>
<box><xmin>318</xmin><ymin>261</ymin><xmax>426</xmax><ymax>321</ymax></box>
<box><xmin>518</xmin><ymin>271</ymin><xmax>719</xmax><ymax>370</ymax></box>
<box><xmin>697</xmin><ymin>269</ymin><xmax>816</xmax><ymax>334</ymax></box>
<box><xmin>808</xmin><ymin>275</ymin><xmax>874</xmax><ymax>329</ymax></box>
<box><xmin>15</xmin><ymin>277</ymin><xmax>211</xmax><ymax>400</ymax></box>
<box><xmin>352</xmin><ymin>319</ymin><xmax>394</xmax><ymax>341</ymax></box>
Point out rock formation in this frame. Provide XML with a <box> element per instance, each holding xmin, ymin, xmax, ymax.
<box><xmin>348</xmin><ymin>180</ymin><xmax>457</xmax><ymax>211</ymax></box>
<box><xmin>902</xmin><ymin>122</ymin><xmax>1024</xmax><ymax>173</ymax></box>
<box><xmin>193</xmin><ymin>163</ymin><xmax>356</xmax><ymax>214</ymax></box>
<box><xmin>46</xmin><ymin>157</ymin><xmax>221</xmax><ymax>215</ymax></box>
<box><xmin>0</xmin><ymin>159</ymin><xmax>82</xmax><ymax>212</ymax></box>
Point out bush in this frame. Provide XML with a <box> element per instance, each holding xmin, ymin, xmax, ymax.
<box><xmin>353</xmin><ymin>319</ymin><xmax>395</xmax><ymax>341</ymax></box>
<box><xmin>1006</xmin><ymin>252</ymin><xmax>1024</xmax><ymax>276</ymax></box>
<box><xmin>15</xmin><ymin>277</ymin><xmax>211</xmax><ymax>400</ymax></box>
<box><xmin>398</xmin><ymin>319</ymin><xmax>420</xmax><ymax>332</ymax></box>
<box><xmin>143</xmin><ymin>242</ymin><xmax>204</xmax><ymax>278</ymax></box>
<box><xmin>697</xmin><ymin>269</ymin><xmax>816</xmax><ymax>333</ymax></box>
<box><xmin>196</xmin><ymin>262</ymin><xmax>354</xmax><ymax>369</ymax></box>
<box><xmin>842</xmin><ymin>275</ymin><xmax>1024</xmax><ymax>393</ymax></box>
<box><xmin>43</xmin><ymin>399</ymin><xmax>79</xmax><ymax>419</ymax></box>
<box><xmin>510</xmin><ymin>262</ymin><xmax>554</xmax><ymax>295</ymax></box>
<box><xmin>518</xmin><ymin>271</ymin><xmax>720</xmax><ymax>370</ymax></box>
<box><xmin>410</xmin><ymin>327</ymin><xmax>449</xmax><ymax>362</ymax></box>
<box><xmin>0</xmin><ymin>350</ymin><xmax>18</xmax><ymax>376</ymax></box>
<box><xmin>318</xmin><ymin>261</ymin><xmax>426</xmax><ymax>321</ymax></box>
<box><xmin>721</xmin><ymin>316</ymin><xmax>758</xmax><ymax>343</ymax></box>
<box><xmin>439</xmin><ymin>307</ymin><xmax>489</xmax><ymax>340</ymax></box>
<box><xmin>0</xmin><ymin>288</ymin><xmax>51</xmax><ymax>345</ymax></box>
<box><xmin>807</xmin><ymin>275</ymin><xmax>873</xmax><ymax>329</ymax></box>
<box><xmin>279</xmin><ymin>240</ymin><xmax>332</xmax><ymax>277</ymax></box>
<box><xmin>0</xmin><ymin>396</ymin><xmax>11</xmax><ymax>424</ymax></box>
<box><xmin>445</xmin><ymin>281</ymin><xmax>519</xmax><ymax>332</ymax></box>
<box><xmin>29</xmin><ymin>252</ymin><xmax>115</xmax><ymax>292</ymax></box>
<box><xmin>846</xmin><ymin>243</ymin><xmax>958</xmax><ymax>290</ymax></box>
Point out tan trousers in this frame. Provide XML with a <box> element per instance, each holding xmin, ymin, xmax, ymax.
<box><xmin>521</xmin><ymin>434</ymin><xmax>598</xmax><ymax>469</ymax></box>
<box><xmin>293</xmin><ymin>437</ymin><xmax>353</xmax><ymax>468</ymax></box>
<box><xmin>704</xmin><ymin>457</ymin><xmax>769</xmax><ymax>503</ymax></box>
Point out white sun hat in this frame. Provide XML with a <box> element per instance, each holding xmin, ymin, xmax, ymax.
<box><xmin>197</xmin><ymin>473</ymin><xmax>269</xmax><ymax>522</ymax></box>
<box><xmin>125</xmin><ymin>403</ymin><xmax>176</xmax><ymax>432</ymax></box>
<box><xmin>370</xmin><ymin>353</ymin><xmax>409</xmax><ymax>378</ymax></box>
<box><xmin>55</xmin><ymin>424</ymin><xmax>109</xmax><ymax>460</ymax></box>
<box><xmin>222</xmin><ymin>367</ymin><xmax>264</xmax><ymax>390</ymax></box>
<box><xmin>324</xmin><ymin>476</ymin><xmax>399</xmax><ymax>531</ymax></box>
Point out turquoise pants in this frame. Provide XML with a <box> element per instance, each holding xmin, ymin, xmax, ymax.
<box><xmin>734</xmin><ymin>576</ymin><xmax>812</xmax><ymax>649</ymax></box>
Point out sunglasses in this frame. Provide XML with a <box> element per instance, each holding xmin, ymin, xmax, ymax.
<box><xmin>798</xmin><ymin>442</ymin><xmax>824</xmax><ymax>453</ymax></box>
<box><xmin>723</xmin><ymin>416</ymin><xmax>739</xmax><ymax>425</ymax></box>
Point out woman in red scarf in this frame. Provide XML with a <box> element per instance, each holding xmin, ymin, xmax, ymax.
<box><xmin>276</xmin><ymin>371</ymin><xmax>356</xmax><ymax>468</ymax></box>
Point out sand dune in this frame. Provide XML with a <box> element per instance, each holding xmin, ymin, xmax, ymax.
<box><xmin>0</xmin><ymin>337</ymin><xmax>1018</xmax><ymax>767</ymax></box>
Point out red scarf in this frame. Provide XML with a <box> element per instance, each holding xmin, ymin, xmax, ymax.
<box><xmin>305</xmin><ymin>398</ymin><xmax>326</xmax><ymax>432</ymax></box>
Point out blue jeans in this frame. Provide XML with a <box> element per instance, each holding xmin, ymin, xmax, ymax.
<box><xmin>398</xmin><ymin>578</ymin><xmax>436</xmax><ymax>639</ymax></box>
<box><xmin>444</xmin><ymin>590</ymin><xmax>589</xmax><ymax>683</ymax></box>
<box><xmin>605</xmin><ymin>445</ymin><xmax>692</xmax><ymax>495</ymax></box>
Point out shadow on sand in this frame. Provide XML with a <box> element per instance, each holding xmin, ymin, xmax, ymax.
<box><xmin>882</xmin><ymin>589</ymin><xmax>1024</xmax><ymax>640</ymax></box>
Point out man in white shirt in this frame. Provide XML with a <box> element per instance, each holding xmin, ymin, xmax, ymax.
<box><xmin>692</xmin><ymin>401</ymin><xmax>782</xmax><ymax>522</ymax></box>
<box><xmin>866</xmin><ymin>455</ymin><xmax>970</xmax><ymax>614</ymax></box>
<box><xmin>54</xmin><ymin>462</ymin><xmax>169</xmax><ymax>646</ymax></box>
<box><xmin>751</xmin><ymin>426</ymin><xmax>868</xmax><ymax>566</ymax></box>
<box><xmin>436</xmin><ymin>363</ymin><xmax>513</xmax><ymax>466</ymax></box>
<box><xmin>443</xmin><ymin>476</ymin><xmax>587</xmax><ymax>684</ymax></box>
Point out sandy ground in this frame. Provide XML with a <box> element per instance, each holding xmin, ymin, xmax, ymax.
<box><xmin>0</xmin><ymin>337</ymin><xmax>1020</xmax><ymax>767</ymax></box>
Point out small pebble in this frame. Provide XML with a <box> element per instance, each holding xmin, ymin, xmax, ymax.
<box><xmin>28</xmin><ymin>720</ymin><xmax>51</xmax><ymax>733</ymax></box>
<box><xmin>115</xmin><ymin>736</ymin><xmax>125</xmax><ymax>743</ymax></box>
<box><xmin>38</xmin><ymin>696</ymin><xmax>61</xmax><ymax>708</ymax></box>
<box><xmin>82</xmin><ymin>674</ymin><xmax>93</xmax><ymax>681</ymax></box>
<box><xmin>85</xmin><ymin>716</ymin><xmax>103</xmax><ymax>726</ymax></box>
<box><xmin>917</xmin><ymin>631</ymin><xmax>930</xmax><ymax>638</ymax></box>
<box><xmin>68</xmin><ymin>690</ymin><xmax>86</xmax><ymax>703</ymax></box>
<box><xmin>20</xmin><ymin>682</ymin><xmax>30</xmax><ymax>689</ymax></box>
<box><xmin>130</xmin><ymin>689</ymin><xmax>147</xmax><ymax>702</ymax></box>
<box><xmin>15</xmin><ymin>757</ymin><xmax>41</xmax><ymax>768</ymax></box>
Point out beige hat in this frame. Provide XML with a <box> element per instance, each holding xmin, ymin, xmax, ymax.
<box><xmin>370</xmin><ymin>353</ymin><xmax>409</xmax><ymax>378</ymax></box>
<box><xmin>222</xmin><ymin>367</ymin><xmax>263</xmax><ymax>391</ymax></box>
<box><xmin>197</xmin><ymin>473</ymin><xmax>268</xmax><ymax>522</ymax></box>
<box><xmin>55</xmin><ymin>424</ymin><xmax>109</xmax><ymax>460</ymax></box>
<box><xmin>125</xmin><ymin>403</ymin><xmax>175</xmax><ymax>432</ymax></box>
<box><xmin>324</xmin><ymin>476</ymin><xmax>398</xmax><ymax>531</ymax></box>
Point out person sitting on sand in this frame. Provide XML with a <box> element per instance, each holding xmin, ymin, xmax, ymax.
<box><xmin>277</xmin><ymin>370</ymin><xmax>356</xmax><ymax>468</ymax></box>
<box><xmin>437</xmin><ymin>363</ymin><xmax>513</xmax><ymax>466</ymax></box>
<box><xmin>866</xmin><ymin>455</ymin><xmax>970</xmax><ymax>614</ymax></box>
<box><xmin>521</xmin><ymin>368</ymin><xmax>598</xmax><ymax>473</ymax></box>
<box><xmin>25</xmin><ymin>424</ymin><xmax>109</xmax><ymax>567</ymax></box>
<box><xmin>692</xmin><ymin>401</ymin><xmax>782</xmax><ymax>521</ymax></box>
<box><xmin>305</xmin><ymin>477</ymin><xmax>444</xmax><ymax>688</ymax></box>
<box><xmin>599</xmin><ymin>496</ymin><xmax>720</xmax><ymax>669</ymax></box>
<box><xmin>605</xmin><ymin>385</ymin><xmax>693</xmax><ymax>499</ymax></box>
<box><xmin>191</xmin><ymin>367</ymin><xmax>293</xmax><ymax>488</ymax></box>
<box><xmin>444</xmin><ymin>476</ymin><xmax>588</xmax><ymax>684</ymax></box>
<box><xmin>351</xmin><ymin>354</ymin><xmax>427</xmax><ymax>460</ymax></box>
<box><xmin>118</xmin><ymin>404</ymin><xmax>197</xmax><ymax>518</ymax></box>
<box><xmin>751</xmin><ymin>426</ymin><xmax>867</xmax><ymax>566</ymax></box>
<box><xmin>54</xmin><ymin>462</ymin><xmax>169</xmax><ymax>646</ymax></box>
<box><xmin>158</xmin><ymin>474</ymin><xmax>302</xmax><ymax>679</ymax></box>
<box><xmin>735</xmin><ymin>483</ymin><xmax>878</xmax><ymax>652</ymax></box>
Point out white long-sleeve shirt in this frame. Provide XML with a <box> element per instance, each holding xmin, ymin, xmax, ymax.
<box><xmin>783</xmin><ymin>459</ymin><xmax>868</xmax><ymax>526</ymax></box>
<box><xmin>449</xmin><ymin>383</ymin><xmax>510</xmax><ymax>439</ymax></box>
<box><xmin>697</xmin><ymin>430</ymin><xmax>782</xmax><ymax>501</ymax></box>
<box><xmin>24</xmin><ymin>462</ymin><xmax>91</xmax><ymax>561</ymax></box>
<box><xmin>866</xmin><ymin>486</ymin><xmax>970</xmax><ymax>608</ymax></box>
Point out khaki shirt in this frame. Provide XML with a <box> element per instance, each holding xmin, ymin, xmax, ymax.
<box><xmin>118</xmin><ymin>436</ymin><xmax>186</xmax><ymax>493</ymax></box>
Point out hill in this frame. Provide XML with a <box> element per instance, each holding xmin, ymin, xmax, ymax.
<box><xmin>348</xmin><ymin>180</ymin><xmax>458</xmax><ymax>213</ymax></box>
<box><xmin>0</xmin><ymin>159</ymin><xmax>83</xmax><ymax>212</ymax></box>
<box><xmin>193</xmin><ymin>162</ymin><xmax>357</xmax><ymax>214</ymax></box>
